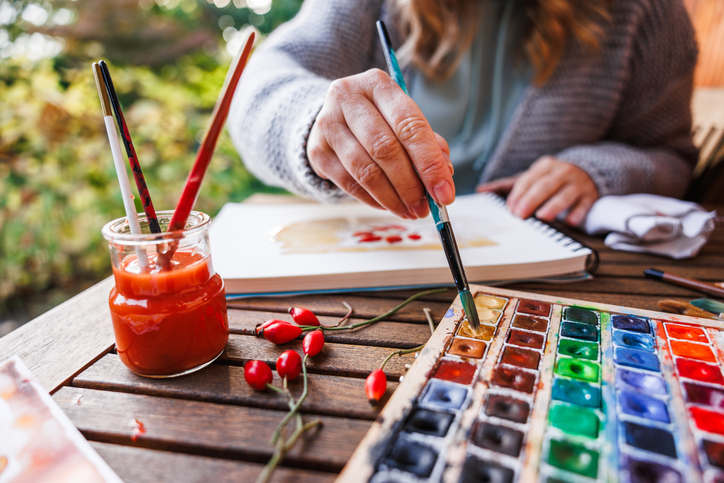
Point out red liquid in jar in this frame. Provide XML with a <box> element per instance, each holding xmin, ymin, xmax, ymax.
<box><xmin>109</xmin><ymin>251</ymin><xmax>229</xmax><ymax>376</ymax></box>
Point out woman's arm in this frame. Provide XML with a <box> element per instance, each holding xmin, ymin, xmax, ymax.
<box><xmin>228</xmin><ymin>0</ymin><xmax>387</xmax><ymax>203</ymax></box>
<box><xmin>479</xmin><ymin>0</ymin><xmax>698</xmax><ymax>224</ymax></box>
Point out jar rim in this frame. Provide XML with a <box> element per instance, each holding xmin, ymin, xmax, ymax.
<box><xmin>102</xmin><ymin>210</ymin><xmax>210</xmax><ymax>244</ymax></box>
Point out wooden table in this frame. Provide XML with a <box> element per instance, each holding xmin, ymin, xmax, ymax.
<box><xmin>1</xmin><ymin>211</ymin><xmax>723</xmax><ymax>483</ymax></box>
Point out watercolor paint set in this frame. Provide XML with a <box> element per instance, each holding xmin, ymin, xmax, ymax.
<box><xmin>338</xmin><ymin>285</ymin><xmax>724</xmax><ymax>483</ymax></box>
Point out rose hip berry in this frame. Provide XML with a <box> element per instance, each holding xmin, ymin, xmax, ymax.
<box><xmin>303</xmin><ymin>330</ymin><xmax>324</xmax><ymax>357</ymax></box>
<box><xmin>244</xmin><ymin>360</ymin><xmax>273</xmax><ymax>391</ymax></box>
<box><xmin>258</xmin><ymin>320</ymin><xmax>302</xmax><ymax>345</ymax></box>
<box><xmin>255</xmin><ymin>319</ymin><xmax>288</xmax><ymax>336</ymax></box>
<box><xmin>365</xmin><ymin>369</ymin><xmax>387</xmax><ymax>405</ymax></box>
<box><xmin>276</xmin><ymin>350</ymin><xmax>302</xmax><ymax>381</ymax></box>
<box><xmin>289</xmin><ymin>307</ymin><xmax>320</xmax><ymax>326</ymax></box>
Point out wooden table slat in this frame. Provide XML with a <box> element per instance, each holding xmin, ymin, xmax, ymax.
<box><xmin>227</xmin><ymin>295</ymin><xmax>451</xmax><ymax>322</ymax></box>
<box><xmin>229</xmin><ymin>310</ymin><xmax>434</xmax><ymax>348</ymax></box>
<box><xmin>222</xmin><ymin>335</ymin><xmax>421</xmax><ymax>380</ymax></box>
<box><xmin>0</xmin><ymin>277</ymin><xmax>116</xmax><ymax>392</ymax></box>
<box><xmin>91</xmin><ymin>442</ymin><xmax>336</xmax><ymax>483</ymax></box>
<box><xmin>54</xmin><ymin>386</ymin><xmax>370</xmax><ymax>472</ymax></box>
<box><xmin>74</xmin><ymin>354</ymin><xmax>394</xmax><ymax>420</ymax></box>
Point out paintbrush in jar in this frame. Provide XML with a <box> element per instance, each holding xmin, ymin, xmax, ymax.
<box><xmin>376</xmin><ymin>20</ymin><xmax>480</xmax><ymax>330</ymax></box>
<box><xmin>157</xmin><ymin>29</ymin><xmax>256</xmax><ymax>268</ymax></box>
<box><xmin>93</xmin><ymin>62</ymin><xmax>149</xmax><ymax>268</ymax></box>
<box><xmin>99</xmin><ymin>60</ymin><xmax>162</xmax><ymax>234</ymax></box>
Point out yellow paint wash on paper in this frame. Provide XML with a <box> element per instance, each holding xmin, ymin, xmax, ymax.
<box><xmin>271</xmin><ymin>217</ymin><xmax>496</xmax><ymax>254</ymax></box>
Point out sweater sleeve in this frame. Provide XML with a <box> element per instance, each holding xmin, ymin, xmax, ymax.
<box><xmin>555</xmin><ymin>0</ymin><xmax>699</xmax><ymax>198</ymax></box>
<box><xmin>227</xmin><ymin>0</ymin><xmax>385</xmax><ymax>203</ymax></box>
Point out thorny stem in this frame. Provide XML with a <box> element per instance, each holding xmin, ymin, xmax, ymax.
<box><xmin>298</xmin><ymin>288</ymin><xmax>447</xmax><ymax>332</ymax></box>
<box><xmin>423</xmin><ymin>307</ymin><xmax>435</xmax><ymax>335</ymax></box>
<box><xmin>380</xmin><ymin>344</ymin><xmax>425</xmax><ymax>372</ymax></box>
<box><xmin>270</xmin><ymin>354</ymin><xmax>310</xmax><ymax>446</ymax></box>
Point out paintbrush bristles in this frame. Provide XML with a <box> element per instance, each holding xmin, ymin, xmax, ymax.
<box><xmin>460</xmin><ymin>290</ymin><xmax>480</xmax><ymax>329</ymax></box>
<box><xmin>657</xmin><ymin>299</ymin><xmax>722</xmax><ymax>320</ymax></box>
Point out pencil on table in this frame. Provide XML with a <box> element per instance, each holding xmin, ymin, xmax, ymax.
<box><xmin>98</xmin><ymin>60</ymin><xmax>162</xmax><ymax>234</ymax></box>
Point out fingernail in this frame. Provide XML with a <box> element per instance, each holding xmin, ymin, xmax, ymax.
<box><xmin>410</xmin><ymin>198</ymin><xmax>429</xmax><ymax>218</ymax></box>
<box><xmin>432</xmin><ymin>180</ymin><xmax>454</xmax><ymax>205</ymax></box>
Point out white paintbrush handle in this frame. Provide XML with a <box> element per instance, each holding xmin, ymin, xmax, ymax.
<box><xmin>104</xmin><ymin>116</ymin><xmax>149</xmax><ymax>267</ymax></box>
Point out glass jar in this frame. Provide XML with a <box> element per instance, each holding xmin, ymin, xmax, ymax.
<box><xmin>102</xmin><ymin>211</ymin><xmax>229</xmax><ymax>378</ymax></box>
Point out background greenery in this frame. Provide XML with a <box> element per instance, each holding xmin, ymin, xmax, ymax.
<box><xmin>0</xmin><ymin>0</ymin><xmax>303</xmax><ymax>325</ymax></box>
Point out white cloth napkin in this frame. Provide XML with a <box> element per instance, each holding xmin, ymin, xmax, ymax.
<box><xmin>583</xmin><ymin>194</ymin><xmax>717</xmax><ymax>259</ymax></box>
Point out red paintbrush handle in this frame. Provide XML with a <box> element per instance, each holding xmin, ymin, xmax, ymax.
<box><xmin>167</xmin><ymin>31</ymin><xmax>256</xmax><ymax>233</ymax></box>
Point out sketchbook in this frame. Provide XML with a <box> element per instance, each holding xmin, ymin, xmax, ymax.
<box><xmin>209</xmin><ymin>193</ymin><xmax>595</xmax><ymax>296</ymax></box>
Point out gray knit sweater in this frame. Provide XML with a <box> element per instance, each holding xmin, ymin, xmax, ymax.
<box><xmin>228</xmin><ymin>0</ymin><xmax>698</xmax><ymax>203</ymax></box>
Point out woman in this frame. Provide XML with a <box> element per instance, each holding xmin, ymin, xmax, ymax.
<box><xmin>228</xmin><ymin>0</ymin><xmax>698</xmax><ymax>226</ymax></box>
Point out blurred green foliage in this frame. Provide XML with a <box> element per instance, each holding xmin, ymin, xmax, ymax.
<box><xmin>0</xmin><ymin>0</ymin><xmax>303</xmax><ymax>318</ymax></box>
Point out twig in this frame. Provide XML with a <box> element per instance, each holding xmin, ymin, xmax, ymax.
<box><xmin>270</xmin><ymin>354</ymin><xmax>310</xmax><ymax>445</ymax></box>
<box><xmin>380</xmin><ymin>344</ymin><xmax>425</xmax><ymax>372</ymax></box>
<box><xmin>334</xmin><ymin>301</ymin><xmax>353</xmax><ymax>327</ymax></box>
<box><xmin>299</xmin><ymin>288</ymin><xmax>447</xmax><ymax>332</ymax></box>
<box><xmin>423</xmin><ymin>307</ymin><xmax>435</xmax><ymax>335</ymax></box>
<box><xmin>256</xmin><ymin>419</ymin><xmax>322</xmax><ymax>483</ymax></box>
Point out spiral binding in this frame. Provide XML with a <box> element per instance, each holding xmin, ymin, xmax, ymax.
<box><xmin>481</xmin><ymin>193</ymin><xmax>600</xmax><ymax>272</ymax></box>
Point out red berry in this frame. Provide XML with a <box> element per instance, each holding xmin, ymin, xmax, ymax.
<box><xmin>259</xmin><ymin>320</ymin><xmax>302</xmax><ymax>344</ymax></box>
<box><xmin>365</xmin><ymin>369</ymin><xmax>387</xmax><ymax>404</ymax></box>
<box><xmin>276</xmin><ymin>350</ymin><xmax>302</xmax><ymax>381</ymax></box>
<box><xmin>244</xmin><ymin>360</ymin><xmax>273</xmax><ymax>391</ymax></box>
<box><xmin>289</xmin><ymin>307</ymin><xmax>320</xmax><ymax>326</ymax></box>
<box><xmin>303</xmin><ymin>330</ymin><xmax>325</xmax><ymax>357</ymax></box>
<box><xmin>255</xmin><ymin>319</ymin><xmax>288</xmax><ymax>336</ymax></box>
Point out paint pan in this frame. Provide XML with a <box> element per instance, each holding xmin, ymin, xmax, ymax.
<box><xmin>419</xmin><ymin>379</ymin><xmax>469</xmax><ymax>412</ymax></box>
<box><xmin>484</xmin><ymin>394</ymin><xmax>531</xmax><ymax>423</ymax></box>
<box><xmin>472</xmin><ymin>422</ymin><xmax>524</xmax><ymax>456</ymax></box>
<box><xmin>404</xmin><ymin>408</ymin><xmax>454</xmax><ymax>437</ymax></box>
<box><xmin>460</xmin><ymin>455</ymin><xmax>514</xmax><ymax>483</ymax></box>
<box><xmin>380</xmin><ymin>435</ymin><xmax>438</xmax><ymax>478</ymax></box>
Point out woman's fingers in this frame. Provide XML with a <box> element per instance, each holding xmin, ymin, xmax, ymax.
<box><xmin>565</xmin><ymin>193</ymin><xmax>597</xmax><ymax>226</ymax></box>
<box><xmin>307</xmin><ymin>131</ymin><xmax>385</xmax><ymax>212</ymax></box>
<box><xmin>307</xmin><ymin>69</ymin><xmax>453</xmax><ymax>218</ymax></box>
<box><xmin>505</xmin><ymin>156</ymin><xmax>599</xmax><ymax>224</ymax></box>
<box><xmin>476</xmin><ymin>175</ymin><xmax>519</xmax><ymax>194</ymax></box>
<box><xmin>364</xmin><ymin>70</ymin><xmax>455</xmax><ymax>206</ymax></box>
<box><xmin>506</xmin><ymin>156</ymin><xmax>555</xmax><ymax>215</ymax></box>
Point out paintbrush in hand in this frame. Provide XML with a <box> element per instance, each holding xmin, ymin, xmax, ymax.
<box><xmin>376</xmin><ymin>20</ymin><xmax>480</xmax><ymax>329</ymax></box>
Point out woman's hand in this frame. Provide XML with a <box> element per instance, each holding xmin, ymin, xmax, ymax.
<box><xmin>476</xmin><ymin>156</ymin><xmax>598</xmax><ymax>226</ymax></box>
<box><xmin>307</xmin><ymin>69</ymin><xmax>455</xmax><ymax>219</ymax></box>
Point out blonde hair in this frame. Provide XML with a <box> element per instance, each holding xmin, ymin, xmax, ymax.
<box><xmin>390</xmin><ymin>0</ymin><xmax>612</xmax><ymax>85</ymax></box>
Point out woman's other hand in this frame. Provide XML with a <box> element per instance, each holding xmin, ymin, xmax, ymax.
<box><xmin>476</xmin><ymin>156</ymin><xmax>598</xmax><ymax>226</ymax></box>
<box><xmin>307</xmin><ymin>69</ymin><xmax>455</xmax><ymax>219</ymax></box>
